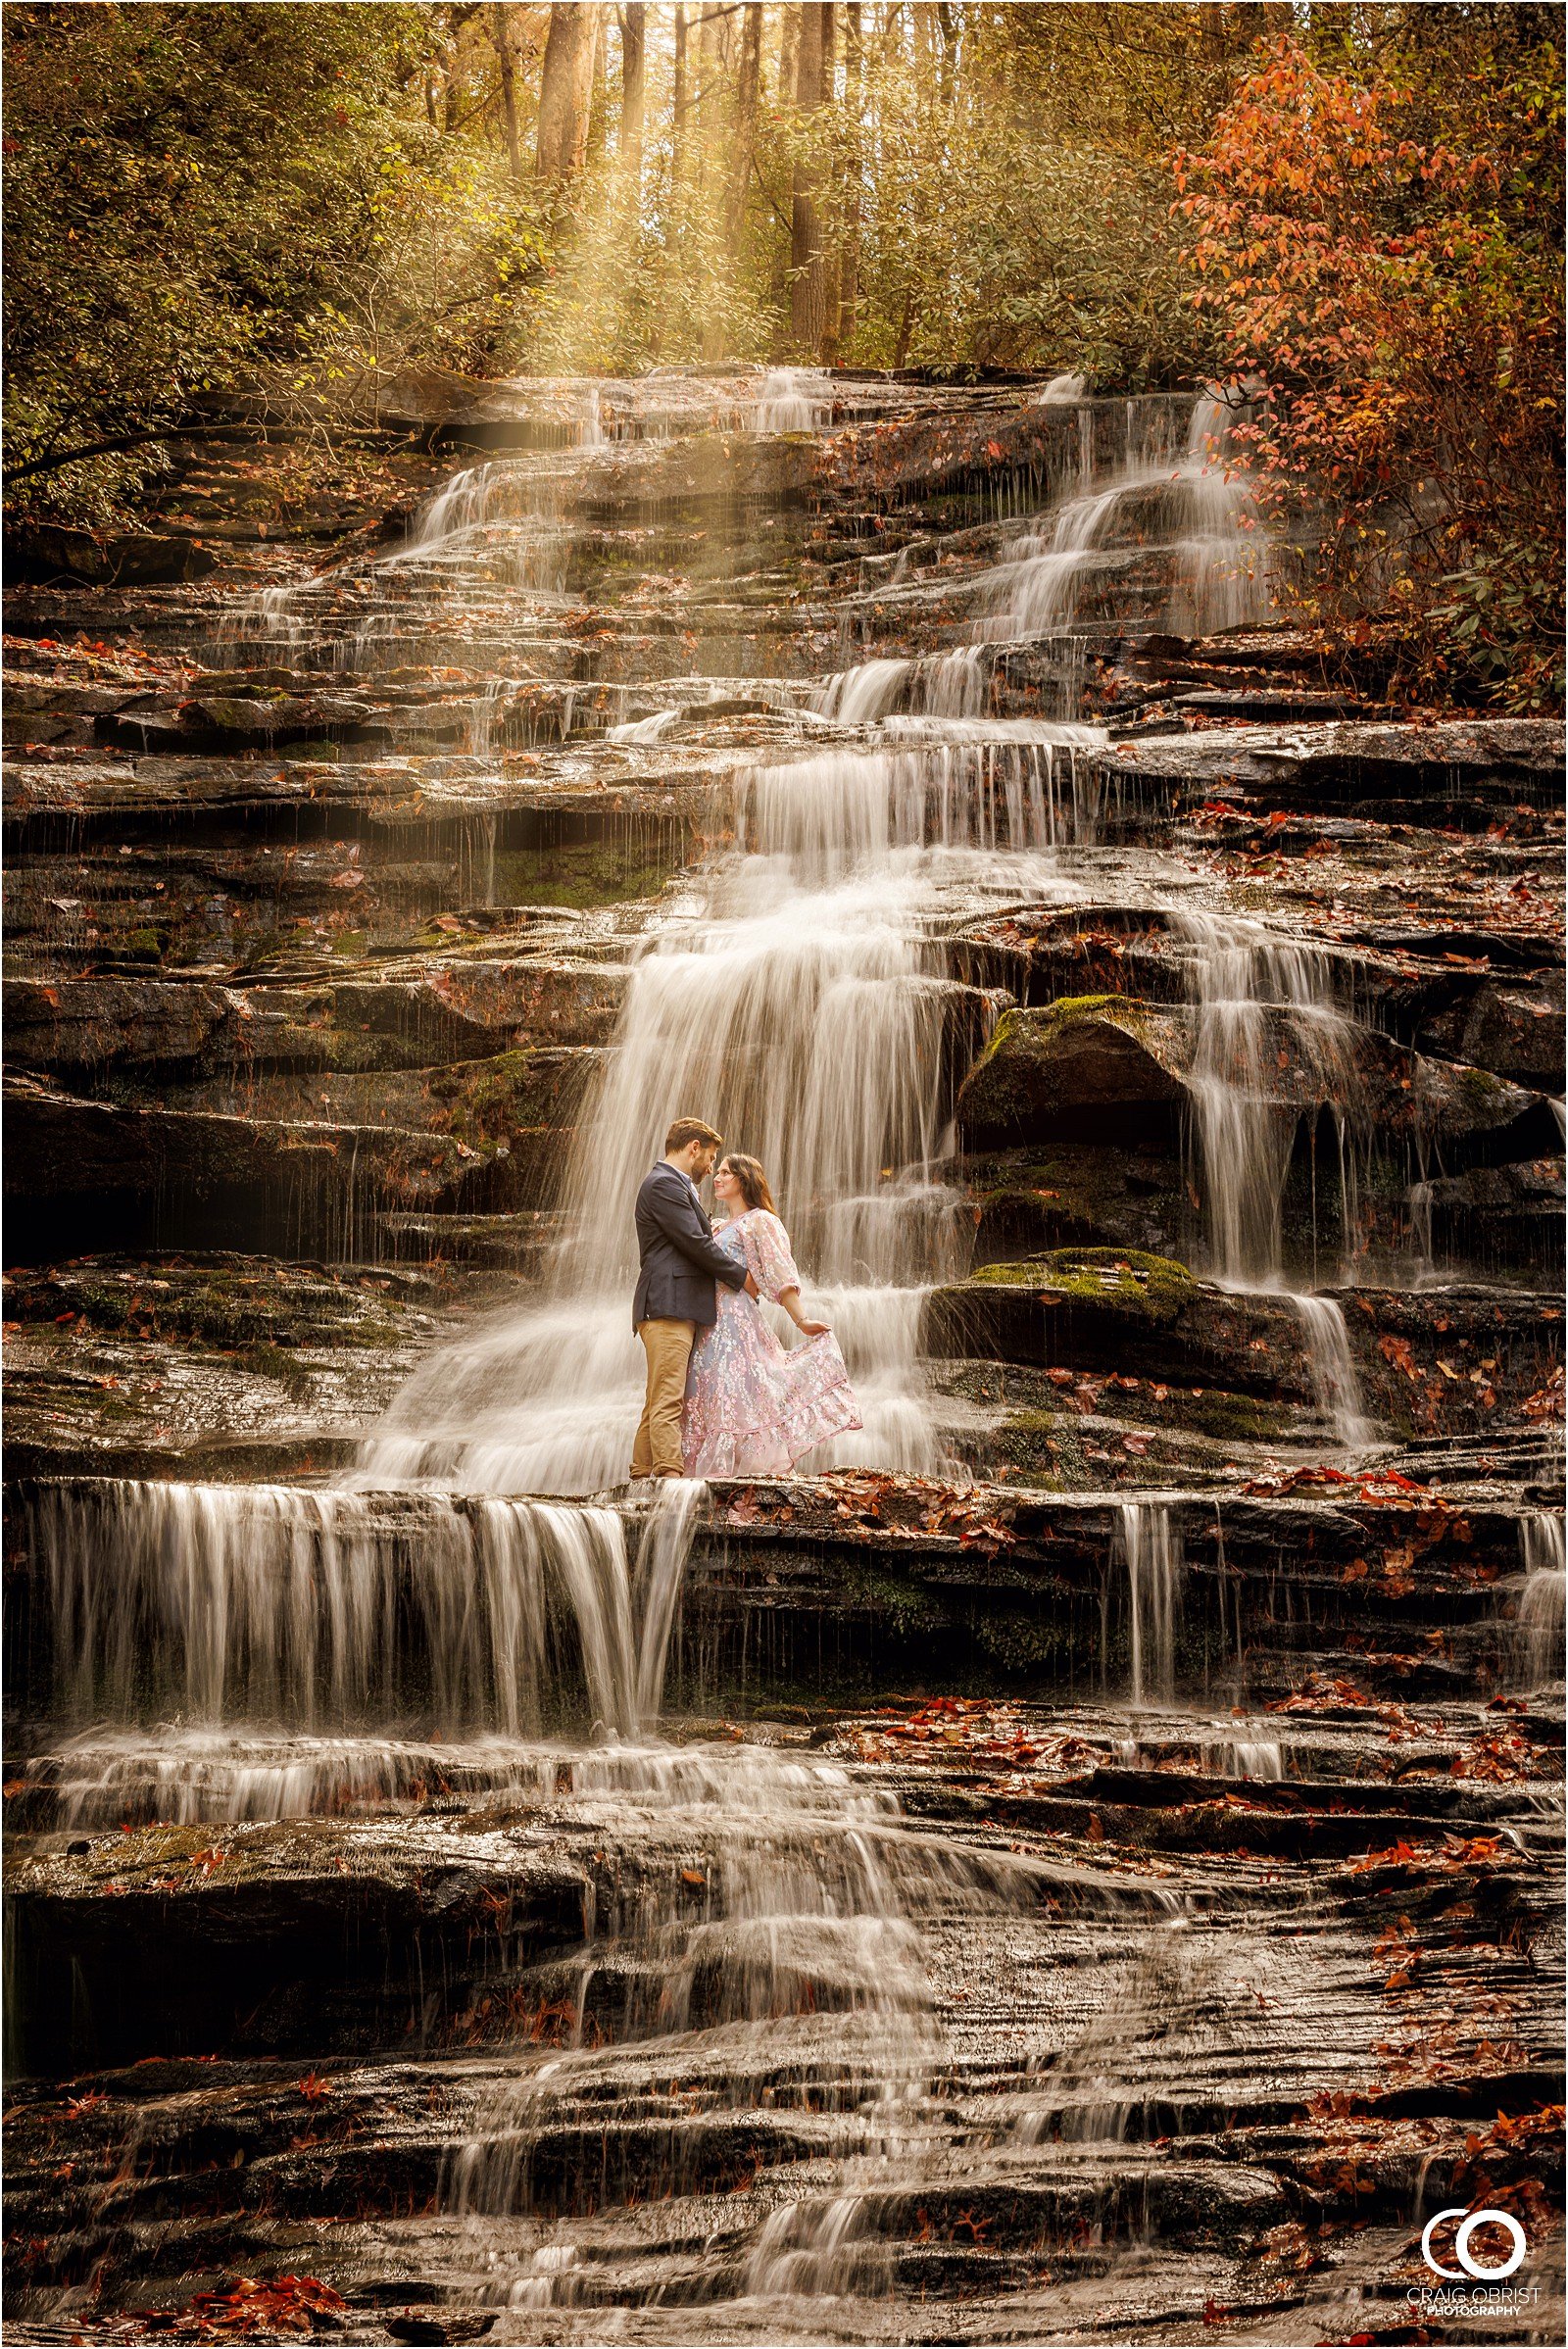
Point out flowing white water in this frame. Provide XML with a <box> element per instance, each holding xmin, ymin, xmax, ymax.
<box><xmin>28</xmin><ymin>1476</ymin><xmax>700</xmax><ymax>1742</ymax></box>
<box><xmin>1112</xmin><ymin>1502</ymin><xmax>1184</xmax><ymax>1706</ymax></box>
<box><xmin>1174</xmin><ymin>910</ymin><xmax>1363</xmax><ymax>1287</ymax></box>
<box><xmin>1168</xmin><ymin>909</ymin><xmax>1379</xmax><ymax>1451</ymax></box>
<box><xmin>973</xmin><ymin>394</ymin><xmax>1270</xmax><ymax>642</ymax></box>
<box><xmin>1294</xmin><ymin>1296</ymin><xmax>1379</xmax><ymax>1451</ymax></box>
<box><xmin>753</xmin><ymin>367</ymin><xmax>833</xmax><ymax>435</ymax></box>
<box><xmin>1114</xmin><ymin>1730</ymin><xmax>1287</xmax><ymax>1781</ymax></box>
<box><xmin>813</xmin><ymin>643</ymin><xmax>993</xmax><ymax>722</ymax></box>
<box><xmin>439</xmin><ymin>1733</ymin><xmax>1173</xmax><ymax>2313</ymax></box>
<box><xmin>31</xmin><ymin>1728</ymin><xmax>560</xmax><ymax>1830</ymax></box>
<box><xmin>1513</xmin><ymin>1511</ymin><xmax>1566</xmax><ymax>1688</ymax></box>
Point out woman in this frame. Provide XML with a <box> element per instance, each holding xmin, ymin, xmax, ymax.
<box><xmin>681</xmin><ymin>1153</ymin><xmax>862</xmax><ymax>1477</ymax></box>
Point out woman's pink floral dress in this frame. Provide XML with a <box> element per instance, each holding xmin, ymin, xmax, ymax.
<box><xmin>682</xmin><ymin>1209</ymin><xmax>862</xmax><ymax>1477</ymax></box>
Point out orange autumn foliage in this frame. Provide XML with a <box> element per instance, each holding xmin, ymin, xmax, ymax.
<box><xmin>1173</xmin><ymin>35</ymin><xmax>1563</xmax><ymax>710</ymax></box>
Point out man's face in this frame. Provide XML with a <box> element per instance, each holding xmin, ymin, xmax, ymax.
<box><xmin>692</xmin><ymin>1144</ymin><xmax>719</xmax><ymax>1183</ymax></box>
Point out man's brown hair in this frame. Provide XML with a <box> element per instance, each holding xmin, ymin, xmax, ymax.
<box><xmin>664</xmin><ymin>1116</ymin><xmax>723</xmax><ymax>1153</ymax></box>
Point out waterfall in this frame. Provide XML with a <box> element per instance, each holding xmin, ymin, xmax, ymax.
<box><xmin>1113</xmin><ymin>1503</ymin><xmax>1184</xmax><ymax>1706</ymax></box>
<box><xmin>745</xmin><ymin>2197</ymin><xmax>896</xmax><ymax>2302</ymax></box>
<box><xmin>1169</xmin><ymin>910</ymin><xmax>1377</xmax><ymax>1451</ymax></box>
<box><xmin>439</xmin><ymin>1734</ymin><xmax>1155</xmax><ymax>2295</ymax></box>
<box><xmin>33</xmin><ymin>1731</ymin><xmax>560</xmax><ymax>1831</ymax></box>
<box><xmin>813</xmin><ymin>645</ymin><xmax>993</xmax><ymax>722</ymax></box>
<box><xmin>974</xmin><ymin>393</ymin><xmax>1270</xmax><ymax>642</ymax></box>
<box><xmin>1294</xmin><ymin>1297</ymin><xmax>1378</xmax><ymax>1451</ymax></box>
<box><xmin>733</xmin><ymin>734</ymin><xmax>1104</xmax><ymax>877</ymax></box>
<box><xmin>753</xmin><ymin>366</ymin><xmax>833</xmax><ymax>434</ymax></box>
<box><xmin>26</xmin><ymin>1476</ymin><xmax>699</xmax><ymax>1742</ymax></box>
<box><xmin>1514</xmin><ymin>1512</ymin><xmax>1566</xmax><ymax>1688</ymax></box>
<box><xmin>384</xmin><ymin>455</ymin><xmax>579</xmax><ymax>596</ymax></box>
<box><xmin>1174</xmin><ymin>909</ymin><xmax>1363</xmax><ymax>1288</ymax></box>
<box><xmin>357</xmin><ymin>721</ymin><xmax>1098</xmax><ymax>1496</ymax></box>
<box><xmin>632</xmin><ymin>1476</ymin><xmax>704</xmax><ymax>1725</ymax></box>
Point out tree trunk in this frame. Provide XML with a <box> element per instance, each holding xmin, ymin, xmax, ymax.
<box><xmin>619</xmin><ymin>2</ymin><xmax>646</xmax><ymax>186</ymax></box>
<box><xmin>911</xmin><ymin>0</ymin><xmax>934</xmax><ymax>81</ymax></box>
<box><xmin>589</xmin><ymin>7</ymin><xmax>608</xmax><ymax>158</ymax></box>
<box><xmin>778</xmin><ymin>3</ymin><xmax>799</xmax><ymax>105</ymax></box>
<box><xmin>767</xmin><ymin>8</ymin><xmax>801</xmax><ymax>342</ymax></box>
<box><xmin>535</xmin><ymin>3</ymin><xmax>598</xmax><ymax>182</ymax></box>
<box><xmin>695</xmin><ymin>0</ymin><xmax>720</xmax><ymax>194</ymax></box>
<box><xmin>833</xmin><ymin>0</ymin><xmax>861</xmax><ymax>359</ymax></box>
<box><xmin>671</xmin><ymin>4</ymin><xmax>688</xmax><ymax>186</ymax></box>
<box><xmin>727</xmin><ymin>4</ymin><xmax>762</xmax><ymax>256</ymax></box>
<box><xmin>790</xmin><ymin>3</ymin><xmax>834</xmax><ymax>358</ymax></box>
<box><xmin>934</xmin><ymin>0</ymin><xmax>958</xmax><ymax>100</ymax></box>
<box><xmin>493</xmin><ymin>4</ymin><xmax>522</xmax><ymax>181</ymax></box>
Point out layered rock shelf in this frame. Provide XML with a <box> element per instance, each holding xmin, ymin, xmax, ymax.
<box><xmin>4</xmin><ymin>366</ymin><xmax>1563</xmax><ymax>2344</ymax></box>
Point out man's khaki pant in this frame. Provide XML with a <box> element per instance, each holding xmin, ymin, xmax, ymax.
<box><xmin>631</xmin><ymin>1317</ymin><xmax>697</xmax><ymax>1479</ymax></box>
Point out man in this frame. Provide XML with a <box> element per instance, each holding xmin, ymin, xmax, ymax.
<box><xmin>631</xmin><ymin>1116</ymin><xmax>756</xmax><ymax>1480</ymax></box>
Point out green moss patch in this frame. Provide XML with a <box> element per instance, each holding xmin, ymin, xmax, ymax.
<box><xmin>972</xmin><ymin>1247</ymin><xmax>1198</xmax><ymax>1322</ymax></box>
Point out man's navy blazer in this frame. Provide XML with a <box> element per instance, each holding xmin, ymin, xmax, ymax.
<box><xmin>633</xmin><ymin>1161</ymin><xmax>749</xmax><ymax>1329</ymax></box>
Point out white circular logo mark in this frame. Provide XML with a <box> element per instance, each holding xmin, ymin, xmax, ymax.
<box><xmin>1421</xmin><ymin>2207</ymin><xmax>1528</xmax><ymax>2282</ymax></box>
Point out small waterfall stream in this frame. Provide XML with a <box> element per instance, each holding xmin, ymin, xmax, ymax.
<box><xmin>1170</xmin><ymin>909</ymin><xmax>1379</xmax><ymax>1451</ymax></box>
<box><xmin>1514</xmin><ymin>1511</ymin><xmax>1567</xmax><ymax>1687</ymax></box>
<box><xmin>973</xmin><ymin>394</ymin><xmax>1271</xmax><ymax>641</ymax></box>
<box><xmin>1112</xmin><ymin>1502</ymin><xmax>1185</xmax><ymax>1706</ymax></box>
<box><xmin>26</xmin><ymin>1473</ymin><xmax>703</xmax><ymax>1765</ymax></box>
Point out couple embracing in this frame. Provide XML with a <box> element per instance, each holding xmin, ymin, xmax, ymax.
<box><xmin>630</xmin><ymin>1117</ymin><xmax>862</xmax><ymax>1482</ymax></box>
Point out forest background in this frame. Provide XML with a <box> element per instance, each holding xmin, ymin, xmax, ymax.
<box><xmin>3</xmin><ymin>1</ymin><xmax>1563</xmax><ymax>706</ymax></box>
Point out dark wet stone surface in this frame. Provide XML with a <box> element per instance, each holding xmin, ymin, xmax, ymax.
<box><xmin>2</xmin><ymin>1704</ymin><xmax>1561</xmax><ymax>2337</ymax></box>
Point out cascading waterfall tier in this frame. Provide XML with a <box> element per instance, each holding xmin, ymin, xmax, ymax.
<box><xmin>1173</xmin><ymin>910</ymin><xmax>1365</xmax><ymax>1289</ymax></box>
<box><xmin>1111</xmin><ymin>1502</ymin><xmax>1185</xmax><ymax>1706</ymax></box>
<box><xmin>753</xmin><ymin>367</ymin><xmax>834</xmax><ymax>435</ymax></box>
<box><xmin>24</xmin><ymin>1477</ymin><xmax>701</xmax><ymax>1743</ymax></box>
<box><xmin>972</xmin><ymin>394</ymin><xmax>1271</xmax><ymax>643</ymax></box>
<box><xmin>438</xmin><ymin>1736</ymin><xmax>1179</xmax><ymax>2317</ymax></box>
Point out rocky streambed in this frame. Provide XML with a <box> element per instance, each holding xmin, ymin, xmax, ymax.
<box><xmin>3</xmin><ymin>367</ymin><xmax>1563</xmax><ymax>2344</ymax></box>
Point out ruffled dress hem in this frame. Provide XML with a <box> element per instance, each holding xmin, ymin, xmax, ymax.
<box><xmin>680</xmin><ymin>1210</ymin><xmax>864</xmax><ymax>1479</ymax></box>
<box><xmin>684</xmin><ymin>1331</ymin><xmax>862</xmax><ymax>1478</ymax></box>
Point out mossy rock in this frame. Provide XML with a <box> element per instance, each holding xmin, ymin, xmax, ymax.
<box><xmin>973</xmin><ymin>1248</ymin><xmax>1197</xmax><ymax>1323</ymax></box>
<box><xmin>428</xmin><ymin>1047</ymin><xmax>590</xmax><ymax>1144</ymax></box>
<box><xmin>956</xmin><ymin>999</ymin><xmax>1187</xmax><ymax>1148</ymax></box>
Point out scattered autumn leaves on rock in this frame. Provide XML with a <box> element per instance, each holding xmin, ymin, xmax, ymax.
<box><xmin>139</xmin><ymin>2273</ymin><xmax>347</xmax><ymax>2337</ymax></box>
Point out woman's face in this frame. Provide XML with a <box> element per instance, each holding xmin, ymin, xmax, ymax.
<box><xmin>712</xmin><ymin>1159</ymin><xmax>743</xmax><ymax>1205</ymax></box>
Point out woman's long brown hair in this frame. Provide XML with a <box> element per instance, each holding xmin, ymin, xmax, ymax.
<box><xmin>719</xmin><ymin>1152</ymin><xmax>777</xmax><ymax>1215</ymax></box>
